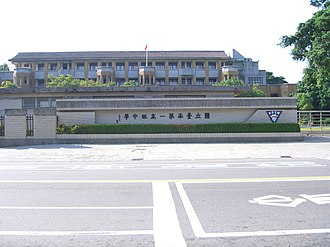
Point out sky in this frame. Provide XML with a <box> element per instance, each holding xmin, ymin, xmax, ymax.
<box><xmin>1</xmin><ymin>0</ymin><xmax>316</xmax><ymax>83</ymax></box>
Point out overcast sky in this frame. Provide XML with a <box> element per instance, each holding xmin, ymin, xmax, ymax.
<box><xmin>1</xmin><ymin>0</ymin><xmax>316</xmax><ymax>83</ymax></box>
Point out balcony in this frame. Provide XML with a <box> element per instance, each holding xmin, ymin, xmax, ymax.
<box><xmin>14</xmin><ymin>68</ymin><xmax>32</xmax><ymax>75</ymax></box>
<box><xmin>97</xmin><ymin>66</ymin><xmax>113</xmax><ymax>75</ymax></box>
<box><xmin>96</xmin><ymin>66</ymin><xmax>113</xmax><ymax>74</ymax></box>
<box><xmin>221</xmin><ymin>65</ymin><xmax>238</xmax><ymax>73</ymax></box>
<box><xmin>179</xmin><ymin>68</ymin><xmax>195</xmax><ymax>76</ymax></box>
<box><xmin>139</xmin><ymin>66</ymin><xmax>155</xmax><ymax>74</ymax></box>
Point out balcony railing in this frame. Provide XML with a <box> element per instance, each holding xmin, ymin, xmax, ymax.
<box><xmin>14</xmin><ymin>68</ymin><xmax>32</xmax><ymax>74</ymax></box>
<box><xmin>97</xmin><ymin>66</ymin><xmax>113</xmax><ymax>74</ymax></box>
<box><xmin>179</xmin><ymin>68</ymin><xmax>195</xmax><ymax>76</ymax></box>
<box><xmin>139</xmin><ymin>66</ymin><xmax>155</xmax><ymax>73</ymax></box>
<box><xmin>221</xmin><ymin>66</ymin><xmax>238</xmax><ymax>73</ymax></box>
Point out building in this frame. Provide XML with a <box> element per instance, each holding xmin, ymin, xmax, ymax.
<box><xmin>232</xmin><ymin>49</ymin><xmax>266</xmax><ymax>85</ymax></box>
<box><xmin>4</xmin><ymin>50</ymin><xmax>266</xmax><ymax>88</ymax></box>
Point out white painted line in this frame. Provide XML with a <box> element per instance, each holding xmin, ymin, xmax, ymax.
<box><xmin>175</xmin><ymin>182</ymin><xmax>206</xmax><ymax>238</ymax></box>
<box><xmin>180</xmin><ymin>176</ymin><xmax>330</xmax><ymax>184</ymax></box>
<box><xmin>0</xmin><ymin>230</ymin><xmax>153</xmax><ymax>236</ymax></box>
<box><xmin>153</xmin><ymin>182</ymin><xmax>187</xmax><ymax>247</ymax></box>
<box><xmin>0</xmin><ymin>206</ymin><xmax>152</xmax><ymax>210</ymax></box>
<box><xmin>176</xmin><ymin>182</ymin><xmax>330</xmax><ymax>239</ymax></box>
<box><xmin>201</xmin><ymin>228</ymin><xmax>330</xmax><ymax>238</ymax></box>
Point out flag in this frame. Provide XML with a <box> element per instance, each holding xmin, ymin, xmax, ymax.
<box><xmin>145</xmin><ymin>44</ymin><xmax>148</xmax><ymax>51</ymax></box>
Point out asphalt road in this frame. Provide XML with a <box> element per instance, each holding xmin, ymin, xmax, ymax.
<box><xmin>0</xmin><ymin>139</ymin><xmax>330</xmax><ymax>246</ymax></box>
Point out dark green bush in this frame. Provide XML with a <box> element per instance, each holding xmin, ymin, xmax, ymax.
<box><xmin>57</xmin><ymin>123</ymin><xmax>300</xmax><ymax>134</ymax></box>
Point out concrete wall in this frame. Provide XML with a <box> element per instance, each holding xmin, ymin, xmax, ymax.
<box><xmin>0</xmin><ymin>108</ymin><xmax>57</xmax><ymax>147</ymax></box>
<box><xmin>57</xmin><ymin>111</ymin><xmax>96</xmax><ymax>125</ymax></box>
<box><xmin>0</xmin><ymin>98</ymin><xmax>22</xmax><ymax>114</ymax></box>
<box><xmin>4</xmin><ymin>109</ymin><xmax>27</xmax><ymax>139</ymax></box>
<box><xmin>57</xmin><ymin>97</ymin><xmax>297</xmax><ymax>125</ymax></box>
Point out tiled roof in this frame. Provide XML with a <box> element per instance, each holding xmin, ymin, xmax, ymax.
<box><xmin>9</xmin><ymin>51</ymin><xmax>229</xmax><ymax>62</ymax></box>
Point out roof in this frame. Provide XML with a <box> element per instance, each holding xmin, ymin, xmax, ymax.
<box><xmin>9</xmin><ymin>51</ymin><xmax>229</xmax><ymax>62</ymax></box>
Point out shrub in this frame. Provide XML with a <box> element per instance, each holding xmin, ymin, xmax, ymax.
<box><xmin>57</xmin><ymin>123</ymin><xmax>300</xmax><ymax>134</ymax></box>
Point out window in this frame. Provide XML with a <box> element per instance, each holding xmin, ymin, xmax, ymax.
<box><xmin>116</xmin><ymin>62</ymin><xmax>125</xmax><ymax>70</ymax></box>
<box><xmin>36</xmin><ymin>79</ymin><xmax>45</xmax><ymax>87</ymax></box>
<box><xmin>37</xmin><ymin>64</ymin><xmax>44</xmax><ymax>71</ymax></box>
<box><xmin>248</xmin><ymin>77</ymin><xmax>263</xmax><ymax>85</ymax></box>
<box><xmin>156</xmin><ymin>62</ymin><xmax>165</xmax><ymax>69</ymax></box>
<box><xmin>168</xmin><ymin>62</ymin><xmax>177</xmax><ymax>69</ymax></box>
<box><xmin>62</xmin><ymin>63</ymin><xmax>71</xmax><ymax>70</ymax></box>
<box><xmin>141</xmin><ymin>62</ymin><xmax>152</xmax><ymax>67</ymax></box>
<box><xmin>89</xmin><ymin>63</ymin><xmax>97</xmax><ymax>70</ymax></box>
<box><xmin>209</xmin><ymin>78</ymin><xmax>217</xmax><ymax>85</ymax></box>
<box><xmin>208</xmin><ymin>62</ymin><xmax>217</xmax><ymax>70</ymax></box>
<box><xmin>182</xmin><ymin>78</ymin><xmax>192</xmax><ymax>85</ymax></box>
<box><xmin>156</xmin><ymin>78</ymin><xmax>165</xmax><ymax>85</ymax></box>
<box><xmin>23</xmin><ymin>98</ymin><xmax>36</xmax><ymax>108</ymax></box>
<box><xmin>23</xmin><ymin>64</ymin><xmax>30</xmax><ymax>68</ymax></box>
<box><xmin>169</xmin><ymin>78</ymin><xmax>178</xmax><ymax>85</ymax></box>
<box><xmin>49</xmin><ymin>63</ymin><xmax>57</xmax><ymax>71</ymax></box>
<box><xmin>77</xmin><ymin>63</ymin><xmax>85</xmax><ymax>71</ymax></box>
<box><xmin>181</xmin><ymin>61</ymin><xmax>191</xmax><ymax>68</ymax></box>
<box><xmin>128</xmin><ymin>63</ymin><xmax>138</xmax><ymax>70</ymax></box>
<box><xmin>37</xmin><ymin>98</ymin><xmax>50</xmax><ymax>107</ymax></box>
<box><xmin>196</xmin><ymin>62</ymin><xmax>204</xmax><ymax>69</ymax></box>
<box><xmin>196</xmin><ymin>78</ymin><xmax>204</xmax><ymax>85</ymax></box>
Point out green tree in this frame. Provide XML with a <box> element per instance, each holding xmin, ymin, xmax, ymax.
<box><xmin>213</xmin><ymin>78</ymin><xmax>245</xmax><ymax>87</ymax></box>
<box><xmin>238</xmin><ymin>85</ymin><xmax>266</xmax><ymax>97</ymax></box>
<box><xmin>47</xmin><ymin>75</ymin><xmax>116</xmax><ymax>88</ymax></box>
<box><xmin>0</xmin><ymin>81</ymin><xmax>18</xmax><ymax>88</ymax></box>
<box><xmin>120</xmin><ymin>80</ymin><xmax>136</xmax><ymax>87</ymax></box>
<box><xmin>0</xmin><ymin>63</ymin><xmax>9</xmax><ymax>71</ymax></box>
<box><xmin>266</xmin><ymin>72</ymin><xmax>288</xmax><ymax>84</ymax></box>
<box><xmin>280</xmin><ymin>0</ymin><xmax>330</xmax><ymax>109</ymax></box>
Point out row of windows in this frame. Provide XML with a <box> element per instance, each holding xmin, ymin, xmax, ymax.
<box><xmin>26</xmin><ymin>61</ymin><xmax>225</xmax><ymax>71</ymax></box>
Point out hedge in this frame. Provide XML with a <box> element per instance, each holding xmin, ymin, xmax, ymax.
<box><xmin>57</xmin><ymin>123</ymin><xmax>300</xmax><ymax>134</ymax></box>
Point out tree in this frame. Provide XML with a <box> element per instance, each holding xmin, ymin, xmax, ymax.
<box><xmin>47</xmin><ymin>74</ymin><xmax>115</xmax><ymax>88</ymax></box>
<box><xmin>266</xmin><ymin>72</ymin><xmax>288</xmax><ymax>84</ymax></box>
<box><xmin>0</xmin><ymin>81</ymin><xmax>18</xmax><ymax>88</ymax></box>
<box><xmin>280</xmin><ymin>0</ymin><xmax>330</xmax><ymax>109</ymax></box>
<box><xmin>0</xmin><ymin>63</ymin><xmax>9</xmax><ymax>71</ymax></box>
<box><xmin>213</xmin><ymin>78</ymin><xmax>245</xmax><ymax>87</ymax></box>
<box><xmin>238</xmin><ymin>85</ymin><xmax>266</xmax><ymax>97</ymax></box>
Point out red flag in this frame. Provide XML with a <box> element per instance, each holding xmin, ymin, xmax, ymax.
<box><xmin>145</xmin><ymin>44</ymin><xmax>148</xmax><ymax>50</ymax></box>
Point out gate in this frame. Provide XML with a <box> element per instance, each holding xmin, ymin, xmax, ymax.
<box><xmin>0</xmin><ymin>115</ymin><xmax>4</xmax><ymax>136</ymax></box>
<box><xmin>26</xmin><ymin>114</ymin><xmax>34</xmax><ymax>136</ymax></box>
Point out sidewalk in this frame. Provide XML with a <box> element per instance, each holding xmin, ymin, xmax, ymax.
<box><xmin>0</xmin><ymin>135</ymin><xmax>330</xmax><ymax>162</ymax></box>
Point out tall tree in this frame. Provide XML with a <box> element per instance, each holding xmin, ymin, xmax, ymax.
<box><xmin>266</xmin><ymin>72</ymin><xmax>288</xmax><ymax>84</ymax></box>
<box><xmin>0</xmin><ymin>63</ymin><xmax>9</xmax><ymax>71</ymax></box>
<box><xmin>280</xmin><ymin>0</ymin><xmax>330</xmax><ymax>110</ymax></box>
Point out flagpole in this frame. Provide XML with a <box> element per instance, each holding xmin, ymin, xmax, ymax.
<box><xmin>145</xmin><ymin>44</ymin><xmax>148</xmax><ymax>66</ymax></box>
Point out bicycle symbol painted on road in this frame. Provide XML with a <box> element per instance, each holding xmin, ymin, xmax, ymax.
<box><xmin>249</xmin><ymin>193</ymin><xmax>330</xmax><ymax>207</ymax></box>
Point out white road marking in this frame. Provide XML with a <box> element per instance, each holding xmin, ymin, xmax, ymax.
<box><xmin>176</xmin><ymin>182</ymin><xmax>205</xmax><ymax>238</ymax></box>
<box><xmin>176</xmin><ymin>182</ymin><xmax>330</xmax><ymax>238</ymax></box>
<box><xmin>0</xmin><ymin>230</ymin><xmax>153</xmax><ymax>236</ymax></box>
<box><xmin>153</xmin><ymin>182</ymin><xmax>186</xmax><ymax>247</ymax></box>
<box><xmin>199</xmin><ymin>228</ymin><xmax>330</xmax><ymax>238</ymax></box>
<box><xmin>300</xmin><ymin>193</ymin><xmax>330</xmax><ymax>205</ymax></box>
<box><xmin>0</xmin><ymin>206</ymin><xmax>152</xmax><ymax>210</ymax></box>
<box><xmin>249</xmin><ymin>195</ymin><xmax>306</xmax><ymax>207</ymax></box>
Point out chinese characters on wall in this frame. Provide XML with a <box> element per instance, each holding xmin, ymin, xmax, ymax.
<box><xmin>116</xmin><ymin>112</ymin><xmax>211</xmax><ymax>123</ymax></box>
